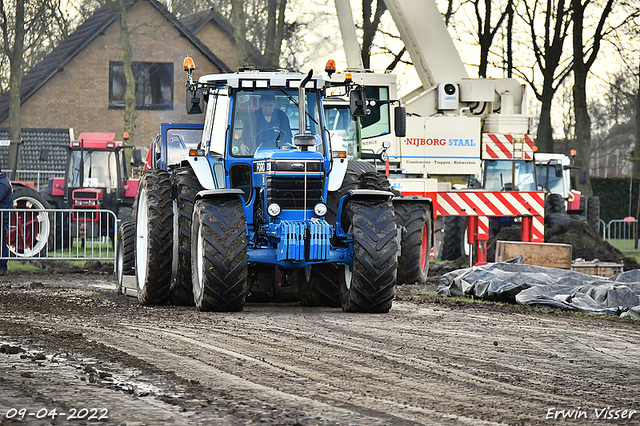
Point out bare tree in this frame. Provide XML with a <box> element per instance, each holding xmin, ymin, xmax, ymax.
<box><xmin>514</xmin><ymin>0</ymin><xmax>572</xmax><ymax>153</ymax></box>
<box><xmin>571</xmin><ymin>0</ymin><xmax>615</xmax><ymax>197</ymax></box>
<box><xmin>0</xmin><ymin>0</ymin><xmax>70</xmax><ymax>167</ymax></box>
<box><xmin>106</xmin><ymin>0</ymin><xmax>137</xmax><ymax>144</ymax></box>
<box><xmin>469</xmin><ymin>0</ymin><xmax>512</xmax><ymax>78</ymax></box>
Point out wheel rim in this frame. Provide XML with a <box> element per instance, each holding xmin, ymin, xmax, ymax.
<box><xmin>9</xmin><ymin>196</ymin><xmax>51</xmax><ymax>257</ymax></box>
<box><xmin>344</xmin><ymin>264</ymin><xmax>353</xmax><ymax>290</ymax></box>
<box><xmin>136</xmin><ymin>188</ymin><xmax>148</xmax><ymax>291</ymax></box>
<box><xmin>420</xmin><ymin>223</ymin><xmax>428</xmax><ymax>271</ymax></box>
<box><xmin>304</xmin><ymin>265</ymin><xmax>312</xmax><ymax>282</ymax></box>
<box><xmin>193</xmin><ymin>217</ymin><xmax>204</xmax><ymax>304</ymax></box>
<box><xmin>116</xmin><ymin>238</ymin><xmax>124</xmax><ymax>286</ymax></box>
<box><xmin>171</xmin><ymin>199</ymin><xmax>178</xmax><ymax>284</ymax></box>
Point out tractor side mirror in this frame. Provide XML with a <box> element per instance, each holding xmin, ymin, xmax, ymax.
<box><xmin>349</xmin><ymin>87</ymin><xmax>368</xmax><ymax>117</ymax></box>
<box><xmin>579</xmin><ymin>171</ymin><xmax>587</xmax><ymax>185</ymax></box>
<box><xmin>39</xmin><ymin>148</ymin><xmax>49</xmax><ymax>161</ymax></box>
<box><xmin>186</xmin><ymin>87</ymin><xmax>204</xmax><ymax>115</ymax></box>
<box><xmin>394</xmin><ymin>107</ymin><xmax>406</xmax><ymax>138</ymax></box>
<box><xmin>555</xmin><ymin>164</ymin><xmax>563</xmax><ymax>177</ymax></box>
<box><xmin>131</xmin><ymin>148</ymin><xmax>143</xmax><ymax>165</ymax></box>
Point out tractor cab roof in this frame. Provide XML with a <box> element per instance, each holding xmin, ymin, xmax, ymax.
<box><xmin>197</xmin><ymin>71</ymin><xmax>329</xmax><ymax>90</ymax></box>
<box><xmin>71</xmin><ymin>132</ymin><xmax>123</xmax><ymax>149</ymax></box>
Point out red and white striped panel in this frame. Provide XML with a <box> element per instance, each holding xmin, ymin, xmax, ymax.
<box><xmin>482</xmin><ymin>134</ymin><xmax>534</xmax><ymax>160</ymax></box>
<box><xmin>436</xmin><ymin>191</ymin><xmax>545</xmax><ymax>242</ymax></box>
<box><xmin>478</xmin><ymin>216</ymin><xmax>489</xmax><ymax>239</ymax></box>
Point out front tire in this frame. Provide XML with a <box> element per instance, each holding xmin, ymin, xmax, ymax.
<box><xmin>586</xmin><ymin>196</ymin><xmax>600</xmax><ymax>234</ymax></box>
<box><xmin>298</xmin><ymin>264</ymin><xmax>340</xmax><ymax>307</ymax></box>
<box><xmin>395</xmin><ymin>203</ymin><xmax>431</xmax><ymax>285</ymax></box>
<box><xmin>341</xmin><ymin>200</ymin><xmax>398</xmax><ymax>313</ymax></box>
<box><xmin>191</xmin><ymin>198</ymin><xmax>248</xmax><ymax>312</ymax></box>
<box><xmin>135</xmin><ymin>170</ymin><xmax>174</xmax><ymax>305</ymax></box>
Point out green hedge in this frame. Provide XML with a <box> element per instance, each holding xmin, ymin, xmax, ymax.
<box><xmin>591</xmin><ymin>177</ymin><xmax>639</xmax><ymax>224</ymax></box>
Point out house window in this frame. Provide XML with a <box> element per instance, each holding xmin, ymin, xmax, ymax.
<box><xmin>109</xmin><ymin>62</ymin><xmax>173</xmax><ymax>110</ymax></box>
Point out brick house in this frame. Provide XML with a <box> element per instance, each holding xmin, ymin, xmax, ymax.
<box><xmin>0</xmin><ymin>0</ymin><xmax>261</xmax><ymax>150</ymax></box>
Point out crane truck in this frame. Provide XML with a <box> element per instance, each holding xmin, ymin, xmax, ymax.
<box><xmin>330</xmin><ymin>0</ymin><xmax>545</xmax><ymax>272</ymax></box>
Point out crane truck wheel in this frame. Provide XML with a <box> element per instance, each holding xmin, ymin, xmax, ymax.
<box><xmin>341</xmin><ymin>200</ymin><xmax>398</xmax><ymax>313</ymax></box>
<box><xmin>545</xmin><ymin>193</ymin><xmax>566</xmax><ymax>215</ymax></box>
<box><xmin>586</xmin><ymin>196</ymin><xmax>601</xmax><ymax>234</ymax></box>
<box><xmin>441</xmin><ymin>216</ymin><xmax>467</xmax><ymax>261</ymax></box>
<box><xmin>191</xmin><ymin>197</ymin><xmax>248</xmax><ymax>312</ymax></box>
<box><xmin>395</xmin><ymin>203</ymin><xmax>431</xmax><ymax>285</ymax></box>
<box><xmin>135</xmin><ymin>169</ymin><xmax>174</xmax><ymax>305</ymax></box>
<box><xmin>10</xmin><ymin>186</ymin><xmax>52</xmax><ymax>257</ymax></box>
<box><xmin>115</xmin><ymin>220</ymin><xmax>135</xmax><ymax>293</ymax></box>
<box><xmin>169</xmin><ymin>167</ymin><xmax>202</xmax><ymax>306</ymax></box>
<box><xmin>298</xmin><ymin>264</ymin><xmax>341</xmax><ymax>307</ymax></box>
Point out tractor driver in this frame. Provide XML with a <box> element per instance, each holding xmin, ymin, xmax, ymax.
<box><xmin>239</xmin><ymin>94</ymin><xmax>292</xmax><ymax>155</ymax></box>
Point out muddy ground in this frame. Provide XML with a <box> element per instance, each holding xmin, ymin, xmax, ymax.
<box><xmin>0</xmin><ymin>268</ymin><xmax>639</xmax><ymax>425</ymax></box>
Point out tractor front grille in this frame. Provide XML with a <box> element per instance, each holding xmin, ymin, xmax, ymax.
<box><xmin>266</xmin><ymin>176</ymin><xmax>323</xmax><ymax>210</ymax></box>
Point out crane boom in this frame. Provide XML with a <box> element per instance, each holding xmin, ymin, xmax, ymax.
<box><xmin>334</xmin><ymin>0</ymin><xmax>365</xmax><ymax>70</ymax></box>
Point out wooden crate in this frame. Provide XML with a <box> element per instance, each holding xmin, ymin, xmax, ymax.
<box><xmin>495</xmin><ymin>241</ymin><xmax>573</xmax><ymax>269</ymax></box>
<box><xmin>571</xmin><ymin>260</ymin><xmax>623</xmax><ymax>277</ymax></box>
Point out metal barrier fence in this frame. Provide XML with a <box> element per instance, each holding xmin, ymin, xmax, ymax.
<box><xmin>605</xmin><ymin>219</ymin><xmax>640</xmax><ymax>252</ymax></box>
<box><xmin>0</xmin><ymin>208</ymin><xmax>117</xmax><ymax>261</ymax></box>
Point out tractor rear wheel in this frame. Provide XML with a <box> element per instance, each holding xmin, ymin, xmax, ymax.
<box><xmin>298</xmin><ymin>264</ymin><xmax>341</xmax><ymax>307</ymax></box>
<box><xmin>191</xmin><ymin>197</ymin><xmax>248</xmax><ymax>312</ymax></box>
<box><xmin>115</xmin><ymin>220</ymin><xmax>135</xmax><ymax>293</ymax></box>
<box><xmin>395</xmin><ymin>203</ymin><xmax>431</xmax><ymax>285</ymax></box>
<box><xmin>170</xmin><ymin>167</ymin><xmax>202</xmax><ymax>306</ymax></box>
<box><xmin>341</xmin><ymin>200</ymin><xmax>398</xmax><ymax>313</ymax></box>
<box><xmin>9</xmin><ymin>186</ymin><xmax>51</xmax><ymax>257</ymax></box>
<box><xmin>135</xmin><ymin>169</ymin><xmax>174</xmax><ymax>305</ymax></box>
<box><xmin>587</xmin><ymin>196</ymin><xmax>601</xmax><ymax>234</ymax></box>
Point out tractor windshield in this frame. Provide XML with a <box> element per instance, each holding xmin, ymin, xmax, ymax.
<box><xmin>484</xmin><ymin>160</ymin><xmax>537</xmax><ymax>192</ymax></box>
<box><xmin>536</xmin><ymin>164</ymin><xmax>562</xmax><ymax>191</ymax></box>
<box><xmin>68</xmin><ymin>150</ymin><xmax>119</xmax><ymax>189</ymax></box>
<box><xmin>230</xmin><ymin>89</ymin><xmax>325</xmax><ymax>157</ymax></box>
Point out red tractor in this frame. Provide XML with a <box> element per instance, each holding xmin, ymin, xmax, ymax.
<box><xmin>41</xmin><ymin>132</ymin><xmax>142</xmax><ymax>247</ymax></box>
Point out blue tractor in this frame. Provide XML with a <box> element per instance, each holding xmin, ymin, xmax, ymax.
<box><xmin>122</xmin><ymin>59</ymin><xmax>399</xmax><ymax>313</ymax></box>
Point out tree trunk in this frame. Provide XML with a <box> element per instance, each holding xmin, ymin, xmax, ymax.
<box><xmin>536</xmin><ymin>88</ymin><xmax>555</xmax><ymax>153</ymax></box>
<box><xmin>572</xmin><ymin>0</ymin><xmax>592</xmax><ymax>197</ymax></box>
<box><xmin>231</xmin><ymin>0</ymin><xmax>248</xmax><ymax>67</ymax></box>
<box><xmin>7</xmin><ymin>0</ymin><xmax>26</xmax><ymax>171</ymax></box>
<box><xmin>634</xmin><ymin>59</ymin><xmax>640</xmax><ymax>179</ymax></box>
<box><xmin>361</xmin><ymin>0</ymin><xmax>385</xmax><ymax>70</ymax></box>
<box><xmin>264</xmin><ymin>0</ymin><xmax>277</xmax><ymax>67</ymax></box>
<box><xmin>115</xmin><ymin>0</ymin><xmax>136</xmax><ymax>145</ymax></box>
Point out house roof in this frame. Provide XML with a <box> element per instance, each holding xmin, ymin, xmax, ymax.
<box><xmin>0</xmin><ymin>0</ymin><xmax>231</xmax><ymax>124</ymax></box>
<box><xmin>180</xmin><ymin>9</ymin><xmax>264</xmax><ymax>67</ymax></box>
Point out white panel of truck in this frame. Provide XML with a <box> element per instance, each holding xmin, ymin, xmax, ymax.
<box><xmin>399</xmin><ymin>115</ymin><xmax>482</xmax><ymax>175</ymax></box>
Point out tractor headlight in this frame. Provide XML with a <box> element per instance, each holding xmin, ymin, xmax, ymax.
<box><xmin>314</xmin><ymin>203</ymin><xmax>327</xmax><ymax>217</ymax></box>
<box><xmin>380</xmin><ymin>151</ymin><xmax>389</xmax><ymax>162</ymax></box>
<box><xmin>267</xmin><ymin>203</ymin><xmax>281</xmax><ymax>217</ymax></box>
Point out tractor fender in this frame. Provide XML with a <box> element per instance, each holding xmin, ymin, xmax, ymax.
<box><xmin>327</xmin><ymin>156</ymin><xmax>348</xmax><ymax>191</ymax></box>
<box><xmin>195</xmin><ymin>188</ymin><xmax>246</xmax><ymax>205</ymax></box>
<box><xmin>336</xmin><ymin>189</ymin><xmax>394</xmax><ymax>235</ymax></box>
<box><xmin>183</xmin><ymin>156</ymin><xmax>216</xmax><ymax>190</ymax></box>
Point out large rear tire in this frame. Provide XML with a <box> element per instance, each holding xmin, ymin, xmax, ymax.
<box><xmin>135</xmin><ymin>169</ymin><xmax>174</xmax><ymax>305</ymax></box>
<box><xmin>586</xmin><ymin>196</ymin><xmax>600</xmax><ymax>234</ymax></box>
<box><xmin>115</xmin><ymin>220</ymin><xmax>135</xmax><ymax>293</ymax></box>
<box><xmin>191</xmin><ymin>198</ymin><xmax>248</xmax><ymax>312</ymax></box>
<box><xmin>341</xmin><ymin>200</ymin><xmax>398</xmax><ymax>313</ymax></box>
<box><xmin>170</xmin><ymin>167</ymin><xmax>202</xmax><ymax>306</ymax></box>
<box><xmin>9</xmin><ymin>186</ymin><xmax>51</xmax><ymax>257</ymax></box>
<box><xmin>395</xmin><ymin>203</ymin><xmax>431</xmax><ymax>285</ymax></box>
